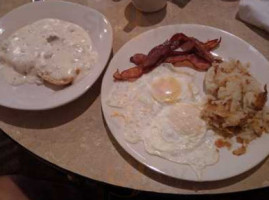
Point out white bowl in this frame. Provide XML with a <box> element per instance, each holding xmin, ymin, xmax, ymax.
<box><xmin>0</xmin><ymin>1</ymin><xmax>112</xmax><ymax>110</ymax></box>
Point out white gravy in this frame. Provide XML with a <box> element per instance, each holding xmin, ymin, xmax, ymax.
<box><xmin>0</xmin><ymin>18</ymin><xmax>97</xmax><ymax>85</ymax></box>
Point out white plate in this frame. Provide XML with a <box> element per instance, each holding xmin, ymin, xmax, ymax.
<box><xmin>0</xmin><ymin>1</ymin><xmax>112</xmax><ymax>110</ymax></box>
<box><xmin>101</xmin><ymin>24</ymin><xmax>269</xmax><ymax>181</ymax></box>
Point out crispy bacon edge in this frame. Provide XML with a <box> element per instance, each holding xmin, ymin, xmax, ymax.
<box><xmin>165</xmin><ymin>54</ymin><xmax>211</xmax><ymax>71</ymax></box>
<box><xmin>113</xmin><ymin>66</ymin><xmax>143</xmax><ymax>81</ymax></box>
<box><xmin>113</xmin><ymin>33</ymin><xmax>221</xmax><ymax>81</ymax></box>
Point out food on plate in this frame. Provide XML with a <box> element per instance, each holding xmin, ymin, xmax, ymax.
<box><xmin>202</xmin><ymin>60</ymin><xmax>269</xmax><ymax>155</ymax></box>
<box><xmin>113</xmin><ymin>33</ymin><xmax>221</xmax><ymax>81</ymax></box>
<box><xmin>0</xmin><ymin>18</ymin><xmax>97</xmax><ymax>86</ymax></box>
<box><xmin>143</xmin><ymin>103</ymin><xmax>219</xmax><ymax>178</ymax></box>
<box><xmin>165</xmin><ymin>54</ymin><xmax>211</xmax><ymax>71</ymax></box>
<box><xmin>214</xmin><ymin>138</ymin><xmax>231</xmax><ymax>149</ymax></box>
<box><xmin>107</xmin><ymin>63</ymin><xmax>219</xmax><ymax>178</ymax></box>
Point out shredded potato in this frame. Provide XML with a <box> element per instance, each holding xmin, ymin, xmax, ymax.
<box><xmin>202</xmin><ymin>60</ymin><xmax>269</xmax><ymax>154</ymax></box>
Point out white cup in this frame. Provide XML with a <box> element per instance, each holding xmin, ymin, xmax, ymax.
<box><xmin>132</xmin><ymin>0</ymin><xmax>167</xmax><ymax>13</ymax></box>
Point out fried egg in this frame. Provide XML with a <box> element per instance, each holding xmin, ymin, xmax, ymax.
<box><xmin>147</xmin><ymin>64</ymin><xmax>200</xmax><ymax>104</ymax></box>
<box><xmin>143</xmin><ymin>103</ymin><xmax>219</xmax><ymax>177</ymax></box>
<box><xmin>107</xmin><ymin>64</ymin><xmax>198</xmax><ymax>142</ymax></box>
<box><xmin>107</xmin><ymin>63</ymin><xmax>219</xmax><ymax>177</ymax></box>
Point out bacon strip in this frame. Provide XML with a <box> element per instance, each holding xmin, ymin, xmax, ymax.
<box><xmin>130</xmin><ymin>53</ymin><xmax>147</xmax><ymax>65</ymax></box>
<box><xmin>203</xmin><ymin>38</ymin><xmax>221</xmax><ymax>51</ymax></box>
<box><xmin>170</xmin><ymin>50</ymin><xmax>192</xmax><ymax>56</ymax></box>
<box><xmin>190</xmin><ymin>38</ymin><xmax>214</xmax><ymax>63</ymax></box>
<box><xmin>180</xmin><ymin>40</ymin><xmax>195</xmax><ymax>52</ymax></box>
<box><xmin>170</xmin><ymin>38</ymin><xmax>221</xmax><ymax>58</ymax></box>
<box><xmin>142</xmin><ymin>42</ymin><xmax>171</xmax><ymax>69</ymax></box>
<box><xmin>114</xmin><ymin>43</ymin><xmax>172</xmax><ymax>80</ymax></box>
<box><xmin>169</xmin><ymin>33</ymin><xmax>190</xmax><ymax>50</ymax></box>
<box><xmin>165</xmin><ymin>54</ymin><xmax>211</xmax><ymax>71</ymax></box>
<box><xmin>113</xmin><ymin>66</ymin><xmax>143</xmax><ymax>81</ymax></box>
<box><xmin>114</xmin><ymin>33</ymin><xmax>221</xmax><ymax>81</ymax></box>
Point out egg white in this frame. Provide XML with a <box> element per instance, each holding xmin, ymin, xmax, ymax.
<box><xmin>107</xmin><ymin>64</ymin><xmax>198</xmax><ymax>142</ymax></box>
<box><xmin>107</xmin><ymin>75</ymin><xmax>162</xmax><ymax>143</ymax></box>
<box><xmin>143</xmin><ymin>103</ymin><xmax>219</xmax><ymax>178</ymax></box>
<box><xmin>107</xmin><ymin>63</ymin><xmax>219</xmax><ymax>177</ymax></box>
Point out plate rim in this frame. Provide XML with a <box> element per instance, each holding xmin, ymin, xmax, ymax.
<box><xmin>0</xmin><ymin>1</ymin><xmax>113</xmax><ymax>110</ymax></box>
<box><xmin>101</xmin><ymin>24</ymin><xmax>269</xmax><ymax>182</ymax></box>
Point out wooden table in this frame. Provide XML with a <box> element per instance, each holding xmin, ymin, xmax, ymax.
<box><xmin>0</xmin><ymin>0</ymin><xmax>268</xmax><ymax>194</ymax></box>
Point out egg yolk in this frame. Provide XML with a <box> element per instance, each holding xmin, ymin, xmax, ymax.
<box><xmin>151</xmin><ymin>77</ymin><xmax>181</xmax><ymax>103</ymax></box>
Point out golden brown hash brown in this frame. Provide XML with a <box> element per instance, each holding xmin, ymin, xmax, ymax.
<box><xmin>201</xmin><ymin>60</ymin><xmax>269</xmax><ymax>154</ymax></box>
